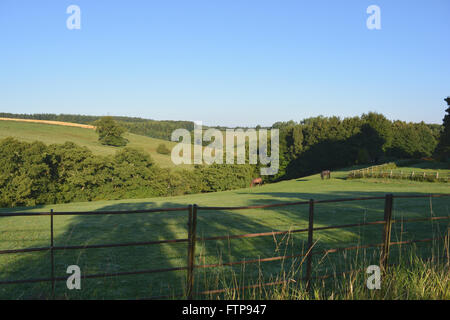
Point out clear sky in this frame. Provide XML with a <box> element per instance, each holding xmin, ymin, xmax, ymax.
<box><xmin>0</xmin><ymin>0</ymin><xmax>449</xmax><ymax>127</ymax></box>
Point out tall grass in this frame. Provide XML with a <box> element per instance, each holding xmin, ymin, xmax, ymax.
<box><xmin>192</xmin><ymin>231</ymin><xmax>449</xmax><ymax>300</ymax></box>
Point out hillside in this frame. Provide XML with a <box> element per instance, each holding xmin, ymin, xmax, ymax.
<box><xmin>0</xmin><ymin>168</ymin><xmax>448</xmax><ymax>299</ymax></box>
<box><xmin>0</xmin><ymin>120</ymin><xmax>188</xmax><ymax>169</ymax></box>
<box><xmin>0</xmin><ymin>113</ymin><xmax>194</xmax><ymax>141</ymax></box>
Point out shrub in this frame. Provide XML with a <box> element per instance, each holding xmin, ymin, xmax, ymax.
<box><xmin>156</xmin><ymin>143</ymin><xmax>171</xmax><ymax>155</ymax></box>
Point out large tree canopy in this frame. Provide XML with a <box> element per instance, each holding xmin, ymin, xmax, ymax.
<box><xmin>270</xmin><ymin>113</ymin><xmax>440</xmax><ymax>181</ymax></box>
<box><xmin>94</xmin><ymin>116</ymin><xmax>128</xmax><ymax>147</ymax></box>
<box><xmin>435</xmin><ymin>97</ymin><xmax>450</xmax><ymax>161</ymax></box>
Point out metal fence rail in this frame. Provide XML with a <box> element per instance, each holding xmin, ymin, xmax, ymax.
<box><xmin>0</xmin><ymin>194</ymin><xmax>449</xmax><ymax>299</ymax></box>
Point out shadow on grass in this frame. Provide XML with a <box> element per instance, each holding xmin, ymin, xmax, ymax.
<box><xmin>396</xmin><ymin>160</ymin><xmax>449</xmax><ymax>170</ymax></box>
<box><xmin>0</xmin><ymin>190</ymin><xmax>447</xmax><ymax>299</ymax></box>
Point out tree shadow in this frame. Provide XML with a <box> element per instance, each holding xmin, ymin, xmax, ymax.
<box><xmin>396</xmin><ymin>160</ymin><xmax>449</xmax><ymax>170</ymax></box>
<box><xmin>283</xmin><ymin>125</ymin><xmax>385</xmax><ymax>179</ymax></box>
<box><xmin>0</xmin><ymin>199</ymin><xmax>310</xmax><ymax>299</ymax></box>
<box><xmin>0</xmin><ymin>190</ymin><xmax>447</xmax><ymax>299</ymax></box>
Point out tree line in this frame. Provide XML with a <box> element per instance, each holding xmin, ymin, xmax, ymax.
<box><xmin>0</xmin><ymin>138</ymin><xmax>257</xmax><ymax>208</ymax></box>
<box><xmin>271</xmin><ymin>111</ymin><xmax>446</xmax><ymax>181</ymax></box>
<box><xmin>1</xmin><ymin>99</ymin><xmax>448</xmax><ymax>207</ymax></box>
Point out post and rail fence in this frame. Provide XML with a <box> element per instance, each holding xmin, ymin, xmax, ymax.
<box><xmin>0</xmin><ymin>193</ymin><xmax>449</xmax><ymax>299</ymax></box>
<box><xmin>348</xmin><ymin>165</ymin><xmax>450</xmax><ymax>182</ymax></box>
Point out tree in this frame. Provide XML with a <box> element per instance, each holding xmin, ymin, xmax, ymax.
<box><xmin>288</xmin><ymin>126</ymin><xmax>303</xmax><ymax>155</ymax></box>
<box><xmin>436</xmin><ymin>97</ymin><xmax>450</xmax><ymax>161</ymax></box>
<box><xmin>94</xmin><ymin>116</ymin><xmax>128</xmax><ymax>147</ymax></box>
<box><xmin>361</xmin><ymin>112</ymin><xmax>392</xmax><ymax>161</ymax></box>
<box><xmin>356</xmin><ymin>148</ymin><xmax>370</xmax><ymax>164</ymax></box>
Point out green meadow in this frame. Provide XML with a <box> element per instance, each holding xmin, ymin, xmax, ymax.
<box><xmin>0</xmin><ymin>167</ymin><xmax>448</xmax><ymax>299</ymax></box>
<box><xmin>0</xmin><ymin>120</ymin><xmax>185</xmax><ymax>169</ymax></box>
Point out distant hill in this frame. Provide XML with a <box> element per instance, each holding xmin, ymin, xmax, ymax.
<box><xmin>0</xmin><ymin>119</ymin><xmax>190</xmax><ymax>169</ymax></box>
<box><xmin>0</xmin><ymin>113</ymin><xmax>194</xmax><ymax>141</ymax></box>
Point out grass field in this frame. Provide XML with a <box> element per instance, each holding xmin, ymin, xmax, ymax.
<box><xmin>349</xmin><ymin>161</ymin><xmax>450</xmax><ymax>184</ymax></box>
<box><xmin>0</xmin><ymin>167</ymin><xmax>448</xmax><ymax>299</ymax></box>
<box><xmin>350</xmin><ymin>161</ymin><xmax>450</xmax><ymax>177</ymax></box>
<box><xmin>0</xmin><ymin>120</ymin><xmax>187</xmax><ymax>169</ymax></box>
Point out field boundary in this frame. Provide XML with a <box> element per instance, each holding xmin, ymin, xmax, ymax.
<box><xmin>0</xmin><ymin>117</ymin><xmax>96</xmax><ymax>129</ymax></box>
<box><xmin>0</xmin><ymin>193</ymin><xmax>449</xmax><ymax>299</ymax></box>
<box><xmin>348</xmin><ymin>165</ymin><xmax>449</xmax><ymax>182</ymax></box>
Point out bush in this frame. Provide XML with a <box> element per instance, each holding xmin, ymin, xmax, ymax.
<box><xmin>197</xmin><ymin>164</ymin><xmax>257</xmax><ymax>192</ymax></box>
<box><xmin>156</xmin><ymin>143</ymin><xmax>171</xmax><ymax>155</ymax></box>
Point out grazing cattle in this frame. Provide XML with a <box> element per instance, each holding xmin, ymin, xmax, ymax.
<box><xmin>321</xmin><ymin>170</ymin><xmax>331</xmax><ymax>180</ymax></box>
<box><xmin>250</xmin><ymin>177</ymin><xmax>263</xmax><ymax>187</ymax></box>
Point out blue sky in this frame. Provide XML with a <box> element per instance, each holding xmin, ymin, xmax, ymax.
<box><xmin>0</xmin><ymin>0</ymin><xmax>449</xmax><ymax>127</ymax></box>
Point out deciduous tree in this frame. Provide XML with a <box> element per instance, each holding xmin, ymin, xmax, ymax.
<box><xmin>94</xmin><ymin>116</ymin><xmax>128</xmax><ymax>147</ymax></box>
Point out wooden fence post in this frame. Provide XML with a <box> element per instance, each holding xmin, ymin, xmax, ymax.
<box><xmin>186</xmin><ymin>204</ymin><xmax>198</xmax><ymax>299</ymax></box>
<box><xmin>50</xmin><ymin>209</ymin><xmax>55</xmax><ymax>300</ymax></box>
<box><xmin>305</xmin><ymin>199</ymin><xmax>315</xmax><ymax>292</ymax></box>
<box><xmin>380</xmin><ymin>194</ymin><xmax>393</xmax><ymax>272</ymax></box>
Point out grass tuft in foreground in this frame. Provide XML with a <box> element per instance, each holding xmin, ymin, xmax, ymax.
<box><xmin>194</xmin><ymin>237</ymin><xmax>449</xmax><ymax>300</ymax></box>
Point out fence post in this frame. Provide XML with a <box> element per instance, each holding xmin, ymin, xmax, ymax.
<box><xmin>380</xmin><ymin>194</ymin><xmax>393</xmax><ymax>272</ymax></box>
<box><xmin>186</xmin><ymin>205</ymin><xmax>192</xmax><ymax>299</ymax></box>
<box><xmin>50</xmin><ymin>209</ymin><xmax>55</xmax><ymax>300</ymax></box>
<box><xmin>186</xmin><ymin>204</ymin><xmax>198</xmax><ymax>299</ymax></box>
<box><xmin>305</xmin><ymin>199</ymin><xmax>315</xmax><ymax>293</ymax></box>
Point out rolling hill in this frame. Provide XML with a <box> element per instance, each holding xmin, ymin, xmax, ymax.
<box><xmin>0</xmin><ymin>119</ymin><xmax>188</xmax><ymax>169</ymax></box>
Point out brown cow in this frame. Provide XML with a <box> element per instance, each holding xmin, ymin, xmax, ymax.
<box><xmin>250</xmin><ymin>177</ymin><xmax>263</xmax><ymax>187</ymax></box>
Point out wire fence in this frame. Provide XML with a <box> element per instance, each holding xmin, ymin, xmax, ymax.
<box><xmin>0</xmin><ymin>193</ymin><xmax>449</xmax><ymax>299</ymax></box>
